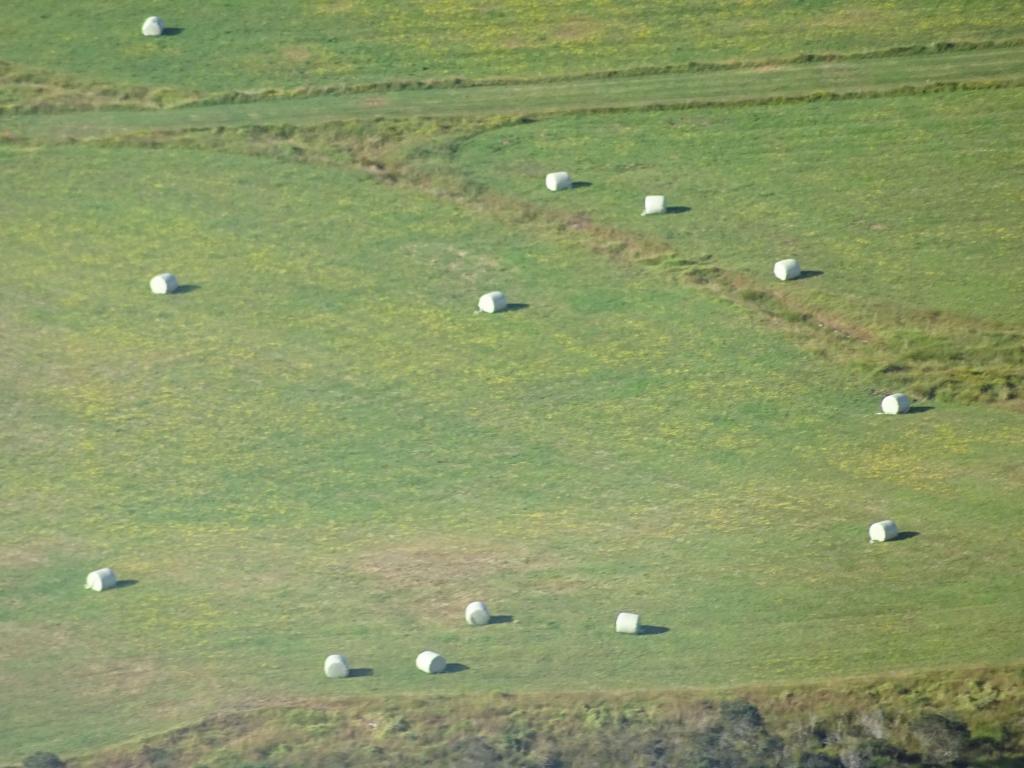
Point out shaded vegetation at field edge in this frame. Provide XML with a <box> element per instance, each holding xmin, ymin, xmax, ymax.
<box><xmin>43</xmin><ymin>668</ymin><xmax>1024</xmax><ymax>768</ymax></box>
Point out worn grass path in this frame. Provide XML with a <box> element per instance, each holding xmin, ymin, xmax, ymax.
<box><xmin>4</xmin><ymin>45</ymin><xmax>1024</xmax><ymax>141</ymax></box>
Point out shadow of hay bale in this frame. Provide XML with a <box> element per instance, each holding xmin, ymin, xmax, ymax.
<box><xmin>640</xmin><ymin>624</ymin><xmax>670</xmax><ymax>635</ymax></box>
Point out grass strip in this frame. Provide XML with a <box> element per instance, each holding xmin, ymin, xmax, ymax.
<box><xmin>4</xmin><ymin>45</ymin><xmax>1024</xmax><ymax>141</ymax></box>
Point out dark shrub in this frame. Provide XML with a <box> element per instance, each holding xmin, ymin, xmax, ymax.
<box><xmin>692</xmin><ymin>700</ymin><xmax>783</xmax><ymax>768</ymax></box>
<box><xmin>22</xmin><ymin>754</ymin><xmax>65</xmax><ymax>768</ymax></box>
<box><xmin>910</xmin><ymin>713</ymin><xmax>970</xmax><ymax>766</ymax></box>
<box><xmin>720</xmin><ymin>700</ymin><xmax>764</xmax><ymax>731</ymax></box>
<box><xmin>838</xmin><ymin>736</ymin><xmax>903</xmax><ymax>768</ymax></box>
<box><xmin>798</xmin><ymin>753</ymin><xmax>843</xmax><ymax>768</ymax></box>
<box><xmin>450</xmin><ymin>737</ymin><xmax>501</xmax><ymax>768</ymax></box>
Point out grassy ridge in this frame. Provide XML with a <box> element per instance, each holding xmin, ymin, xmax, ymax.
<box><xmin>0</xmin><ymin>61</ymin><xmax>195</xmax><ymax>116</ymax></box>
<box><xmin>67</xmin><ymin>669</ymin><xmax>1024</xmax><ymax>767</ymax></box>
<box><xmin>5</xmin><ymin>44</ymin><xmax>1024</xmax><ymax>138</ymax></box>
<box><xmin>1</xmin><ymin>144</ymin><xmax>1022</xmax><ymax>761</ymax></box>
<box><xmin>3</xmin><ymin>1</ymin><xmax>1023</xmax><ymax>91</ymax></box>
<box><xmin>448</xmin><ymin>87</ymin><xmax>1024</xmax><ymax>403</ymax></box>
<box><xmin>68</xmin><ymin>84</ymin><xmax>1024</xmax><ymax>405</ymax></box>
<box><xmin>5</xmin><ymin>38</ymin><xmax>1023</xmax><ymax>117</ymax></box>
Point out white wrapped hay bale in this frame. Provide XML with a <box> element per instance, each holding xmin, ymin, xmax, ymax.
<box><xmin>869</xmin><ymin>520</ymin><xmax>899</xmax><ymax>542</ymax></box>
<box><xmin>642</xmin><ymin>196</ymin><xmax>667</xmax><ymax>216</ymax></box>
<box><xmin>416</xmin><ymin>651</ymin><xmax>447</xmax><ymax>674</ymax></box>
<box><xmin>323</xmin><ymin>654</ymin><xmax>350</xmax><ymax>678</ymax></box>
<box><xmin>149</xmin><ymin>273</ymin><xmax>178</xmax><ymax>294</ymax></box>
<box><xmin>881</xmin><ymin>393</ymin><xmax>910</xmax><ymax>415</ymax></box>
<box><xmin>477</xmin><ymin>291</ymin><xmax>507</xmax><ymax>314</ymax></box>
<box><xmin>615</xmin><ymin>611</ymin><xmax>640</xmax><ymax>634</ymax></box>
<box><xmin>141</xmin><ymin>16</ymin><xmax>165</xmax><ymax>36</ymax></box>
<box><xmin>85</xmin><ymin>567</ymin><xmax>117</xmax><ymax>592</ymax></box>
<box><xmin>465</xmin><ymin>601</ymin><xmax>490</xmax><ymax>626</ymax></box>
<box><xmin>773</xmin><ymin>258</ymin><xmax>801</xmax><ymax>281</ymax></box>
<box><xmin>545</xmin><ymin>172</ymin><xmax>572</xmax><ymax>191</ymax></box>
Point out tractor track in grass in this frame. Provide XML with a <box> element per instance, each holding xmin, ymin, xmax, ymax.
<box><xmin>3</xmin><ymin>45</ymin><xmax>1024</xmax><ymax>142</ymax></box>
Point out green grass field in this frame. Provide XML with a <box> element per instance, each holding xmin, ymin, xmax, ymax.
<box><xmin>4</xmin><ymin>1</ymin><xmax>1023</xmax><ymax>91</ymax></box>
<box><xmin>448</xmin><ymin>86</ymin><xmax>1024</xmax><ymax>402</ymax></box>
<box><xmin>2</xmin><ymin>2</ymin><xmax>1023</xmax><ymax>765</ymax></box>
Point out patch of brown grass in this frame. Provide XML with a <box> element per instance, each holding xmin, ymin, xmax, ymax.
<box><xmin>280</xmin><ymin>46</ymin><xmax>312</xmax><ymax>64</ymax></box>
<box><xmin>352</xmin><ymin>539</ymin><xmax>550</xmax><ymax>615</ymax></box>
<box><xmin>553</xmin><ymin>20</ymin><xmax>601</xmax><ymax>43</ymax></box>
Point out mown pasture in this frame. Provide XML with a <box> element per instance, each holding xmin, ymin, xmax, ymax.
<box><xmin>1</xmin><ymin>2</ymin><xmax>1023</xmax><ymax>765</ymax></box>
<box><xmin>3</xmin><ymin>0</ymin><xmax>1023</xmax><ymax>91</ymax></box>
<box><xmin>1</xmin><ymin>140</ymin><xmax>1021</xmax><ymax>761</ymax></box>
<box><xmin>450</xmin><ymin>86</ymin><xmax>1024</xmax><ymax>402</ymax></box>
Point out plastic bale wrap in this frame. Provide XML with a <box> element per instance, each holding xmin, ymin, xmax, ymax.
<box><xmin>416</xmin><ymin>651</ymin><xmax>447</xmax><ymax>674</ymax></box>
<box><xmin>881</xmin><ymin>394</ymin><xmax>910</xmax><ymax>414</ymax></box>
<box><xmin>149</xmin><ymin>273</ymin><xmax>178</xmax><ymax>294</ymax></box>
<box><xmin>85</xmin><ymin>568</ymin><xmax>117</xmax><ymax>592</ymax></box>
<box><xmin>142</xmin><ymin>16</ymin><xmax>164</xmax><ymax>36</ymax></box>
<box><xmin>478</xmin><ymin>291</ymin><xmax>507</xmax><ymax>314</ymax></box>
<box><xmin>642</xmin><ymin>196</ymin><xmax>666</xmax><ymax>215</ymax></box>
<box><xmin>465</xmin><ymin>601</ymin><xmax>491</xmax><ymax>626</ymax></box>
<box><xmin>773</xmin><ymin>259</ymin><xmax>801</xmax><ymax>281</ymax></box>
<box><xmin>545</xmin><ymin>172</ymin><xmax>572</xmax><ymax>191</ymax></box>
<box><xmin>869</xmin><ymin>520</ymin><xmax>899</xmax><ymax>542</ymax></box>
<box><xmin>616</xmin><ymin>612</ymin><xmax>640</xmax><ymax>634</ymax></box>
<box><xmin>324</xmin><ymin>654</ymin><xmax>350</xmax><ymax>678</ymax></box>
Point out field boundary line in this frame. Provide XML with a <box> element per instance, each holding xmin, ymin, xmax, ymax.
<box><xmin>547</xmin><ymin>77</ymin><xmax>1024</xmax><ymax>119</ymax></box>
<box><xmin>4</xmin><ymin>74</ymin><xmax>1023</xmax><ymax>143</ymax></box>
<box><xmin>176</xmin><ymin>37</ymin><xmax>1024</xmax><ymax>109</ymax></box>
<box><xmin>2</xmin><ymin>37</ymin><xmax>1024</xmax><ymax>118</ymax></box>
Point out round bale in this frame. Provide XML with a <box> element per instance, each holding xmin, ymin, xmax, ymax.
<box><xmin>141</xmin><ymin>16</ymin><xmax>165</xmax><ymax>36</ymax></box>
<box><xmin>323</xmin><ymin>654</ymin><xmax>350</xmax><ymax>678</ymax></box>
<box><xmin>881</xmin><ymin>393</ymin><xmax>910</xmax><ymax>415</ymax></box>
<box><xmin>149</xmin><ymin>273</ymin><xmax>179</xmax><ymax>294</ymax></box>
<box><xmin>465</xmin><ymin>601</ymin><xmax>490</xmax><ymax>626</ymax></box>
<box><xmin>85</xmin><ymin>567</ymin><xmax>117</xmax><ymax>592</ymax></box>
<box><xmin>773</xmin><ymin>259</ymin><xmax>801</xmax><ymax>281</ymax></box>
<box><xmin>478</xmin><ymin>291</ymin><xmax>507</xmax><ymax>314</ymax></box>
<box><xmin>642</xmin><ymin>196</ymin><xmax>667</xmax><ymax>216</ymax></box>
<box><xmin>615</xmin><ymin>611</ymin><xmax>640</xmax><ymax>634</ymax></box>
<box><xmin>545</xmin><ymin>172</ymin><xmax>572</xmax><ymax>192</ymax></box>
<box><xmin>416</xmin><ymin>651</ymin><xmax>447</xmax><ymax>674</ymax></box>
<box><xmin>868</xmin><ymin>520</ymin><xmax>899</xmax><ymax>542</ymax></box>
